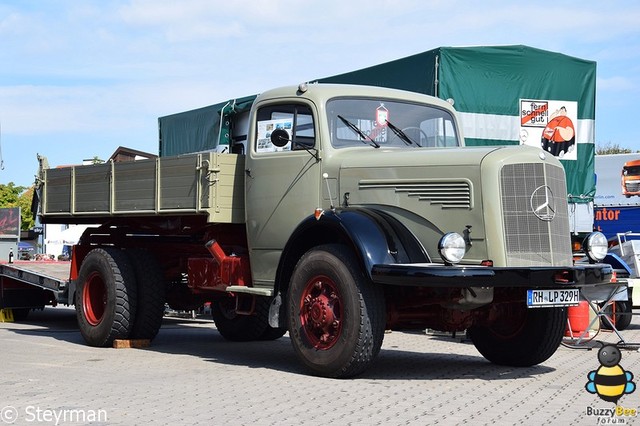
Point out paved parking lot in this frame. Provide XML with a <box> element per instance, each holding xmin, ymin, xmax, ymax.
<box><xmin>2</xmin><ymin>307</ymin><xmax>640</xmax><ymax>425</ymax></box>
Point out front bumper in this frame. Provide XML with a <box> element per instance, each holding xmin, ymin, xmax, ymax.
<box><xmin>370</xmin><ymin>262</ymin><xmax>613</xmax><ymax>289</ymax></box>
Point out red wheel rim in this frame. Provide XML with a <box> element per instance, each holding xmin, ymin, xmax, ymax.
<box><xmin>299</xmin><ymin>275</ymin><xmax>343</xmax><ymax>350</ymax></box>
<box><xmin>83</xmin><ymin>271</ymin><xmax>106</xmax><ymax>326</ymax></box>
<box><xmin>489</xmin><ymin>304</ymin><xmax>527</xmax><ymax>339</ymax></box>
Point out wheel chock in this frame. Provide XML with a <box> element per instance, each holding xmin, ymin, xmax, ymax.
<box><xmin>113</xmin><ymin>339</ymin><xmax>151</xmax><ymax>349</ymax></box>
<box><xmin>0</xmin><ymin>309</ymin><xmax>15</xmax><ymax>323</ymax></box>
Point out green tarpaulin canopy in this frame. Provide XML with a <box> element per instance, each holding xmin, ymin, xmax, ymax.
<box><xmin>158</xmin><ymin>45</ymin><xmax>597</xmax><ymax>203</ymax></box>
<box><xmin>319</xmin><ymin>45</ymin><xmax>597</xmax><ymax>203</ymax></box>
<box><xmin>158</xmin><ymin>94</ymin><xmax>255</xmax><ymax>157</ymax></box>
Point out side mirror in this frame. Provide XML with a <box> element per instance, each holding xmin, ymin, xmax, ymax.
<box><xmin>270</xmin><ymin>129</ymin><xmax>290</xmax><ymax>147</ymax></box>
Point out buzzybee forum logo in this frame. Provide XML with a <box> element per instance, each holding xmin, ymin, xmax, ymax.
<box><xmin>586</xmin><ymin>345</ymin><xmax>635</xmax><ymax>402</ymax></box>
<box><xmin>585</xmin><ymin>345</ymin><xmax>637</xmax><ymax>421</ymax></box>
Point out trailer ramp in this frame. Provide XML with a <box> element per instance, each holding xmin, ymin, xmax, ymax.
<box><xmin>0</xmin><ymin>261</ymin><xmax>70</xmax><ymax>294</ymax></box>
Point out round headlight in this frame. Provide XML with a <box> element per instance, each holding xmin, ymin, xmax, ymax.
<box><xmin>583</xmin><ymin>232</ymin><xmax>608</xmax><ymax>262</ymax></box>
<box><xmin>438</xmin><ymin>232</ymin><xmax>466</xmax><ymax>264</ymax></box>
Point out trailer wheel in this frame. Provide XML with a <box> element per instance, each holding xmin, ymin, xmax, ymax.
<box><xmin>212</xmin><ymin>296</ymin><xmax>269</xmax><ymax>341</ymax></box>
<box><xmin>127</xmin><ymin>249</ymin><xmax>166</xmax><ymax>340</ymax></box>
<box><xmin>288</xmin><ymin>244</ymin><xmax>385</xmax><ymax>378</ymax></box>
<box><xmin>467</xmin><ymin>305</ymin><xmax>566</xmax><ymax>367</ymax></box>
<box><xmin>75</xmin><ymin>248</ymin><xmax>137</xmax><ymax>347</ymax></box>
<box><xmin>12</xmin><ymin>308</ymin><xmax>30</xmax><ymax>321</ymax></box>
<box><xmin>600</xmin><ymin>301</ymin><xmax>633</xmax><ymax>331</ymax></box>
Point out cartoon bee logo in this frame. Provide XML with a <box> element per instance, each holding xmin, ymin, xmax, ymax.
<box><xmin>586</xmin><ymin>344</ymin><xmax>636</xmax><ymax>403</ymax></box>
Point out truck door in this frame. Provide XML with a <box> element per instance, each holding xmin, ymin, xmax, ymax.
<box><xmin>245</xmin><ymin>101</ymin><xmax>321</xmax><ymax>287</ymax></box>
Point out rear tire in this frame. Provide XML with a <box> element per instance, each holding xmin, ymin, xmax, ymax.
<box><xmin>287</xmin><ymin>244</ymin><xmax>385</xmax><ymax>378</ymax></box>
<box><xmin>259</xmin><ymin>325</ymin><xmax>287</xmax><ymax>341</ymax></box>
<box><xmin>75</xmin><ymin>248</ymin><xmax>137</xmax><ymax>347</ymax></box>
<box><xmin>468</xmin><ymin>305</ymin><xmax>566</xmax><ymax>367</ymax></box>
<box><xmin>212</xmin><ymin>296</ymin><xmax>270</xmax><ymax>341</ymax></box>
<box><xmin>127</xmin><ymin>249</ymin><xmax>166</xmax><ymax>340</ymax></box>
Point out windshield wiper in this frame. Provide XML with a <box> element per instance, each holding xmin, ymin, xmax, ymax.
<box><xmin>337</xmin><ymin>115</ymin><xmax>380</xmax><ymax>148</ymax></box>
<box><xmin>385</xmin><ymin>120</ymin><xmax>418</xmax><ymax>147</ymax></box>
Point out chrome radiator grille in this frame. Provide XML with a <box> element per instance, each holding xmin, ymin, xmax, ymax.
<box><xmin>626</xmin><ymin>181</ymin><xmax>640</xmax><ymax>193</ymax></box>
<box><xmin>500</xmin><ymin>163</ymin><xmax>572</xmax><ymax>266</ymax></box>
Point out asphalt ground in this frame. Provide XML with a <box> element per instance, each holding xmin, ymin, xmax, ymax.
<box><xmin>2</xmin><ymin>306</ymin><xmax>640</xmax><ymax>425</ymax></box>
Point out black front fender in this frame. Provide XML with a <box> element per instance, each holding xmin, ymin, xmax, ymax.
<box><xmin>280</xmin><ymin>207</ymin><xmax>429</xmax><ymax>284</ymax></box>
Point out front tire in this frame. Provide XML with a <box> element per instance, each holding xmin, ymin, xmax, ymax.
<box><xmin>287</xmin><ymin>244</ymin><xmax>385</xmax><ymax>378</ymax></box>
<box><xmin>468</xmin><ymin>305</ymin><xmax>566</xmax><ymax>367</ymax></box>
<box><xmin>75</xmin><ymin>248</ymin><xmax>137</xmax><ymax>347</ymax></box>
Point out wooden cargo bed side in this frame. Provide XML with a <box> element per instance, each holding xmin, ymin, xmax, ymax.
<box><xmin>40</xmin><ymin>152</ymin><xmax>245</xmax><ymax>224</ymax></box>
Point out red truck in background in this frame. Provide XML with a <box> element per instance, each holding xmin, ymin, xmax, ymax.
<box><xmin>622</xmin><ymin>159</ymin><xmax>640</xmax><ymax>198</ymax></box>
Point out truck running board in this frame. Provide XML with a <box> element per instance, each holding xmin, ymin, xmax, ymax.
<box><xmin>225</xmin><ymin>285</ymin><xmax>273</xmax><ymax>296</ymax></box>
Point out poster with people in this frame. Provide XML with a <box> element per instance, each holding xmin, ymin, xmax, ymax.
<box><xmin>0</xmin><ymin>207</ymin><xmax>20</xmax><ymax>238</ymax></box>
<box><xmin>519</xmin><ymin>99</ymin><xmax>578</xmax><ymax>161</ymax></box>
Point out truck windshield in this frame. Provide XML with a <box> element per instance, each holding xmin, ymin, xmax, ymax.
<box><xmin>623</xmin><ymin>166</ymin><xmax>640</xmax><ymax>176</ymax></box>
<box><xmin>327</xmin><ymin>98</ymin><xmax>459</xmax><ymax>149</ymax></box>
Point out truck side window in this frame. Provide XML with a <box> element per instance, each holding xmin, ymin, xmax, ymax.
<box><xmin>256</xmin><ymin>104</ymin><xmax>315</xmax><ymax>153</ymax></box>
<box><xmin>420</xmin><ymin>116</ymin><xmax>457</xmax><ymax>147</ymax></box>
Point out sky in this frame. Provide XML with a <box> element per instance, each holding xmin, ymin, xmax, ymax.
<box><xmin>1</xmin><ymin>0</ymin><xmax>639</xmax><ymax>188</ymax></box>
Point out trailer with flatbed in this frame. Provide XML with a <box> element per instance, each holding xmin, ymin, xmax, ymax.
<box><xmin>0</xmin><ymin>261</ymin><xmax>69</xmax><ymax>320</ymax></box>
<box><xmin>1</xmin><ymin>83</ymin><xmax>613</xmax><ymax>378</ymax></box>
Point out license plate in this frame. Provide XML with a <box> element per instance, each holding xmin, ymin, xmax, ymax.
<box><xmin>527</xmin><ymin>288</ymin><xmax>580</xmax><ymax>308</ymax></box>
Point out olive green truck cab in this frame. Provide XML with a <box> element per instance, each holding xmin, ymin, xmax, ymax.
<box><xmin>36</xmin><ymin>84</ymin><xmax>612</xmax><ymax>378</ymax></box>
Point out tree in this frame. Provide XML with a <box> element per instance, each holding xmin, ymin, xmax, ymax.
<box><xmin>0</xmin><ymin>182</ymin><xmax>34</xmax><ymax>230</ymax></box>
<box><xmin>17</xmin><ymin>186</ymin><xmax>35</xmax><ymax>230</ymax></box>
<box><xmin>0</xmin><ymin>182</ymin><xmax>25</xmax><ymax>206</ymax></box>
<box><xmin>596</xmin><ymin>142</ymin><xmax>634</xmax><ymax>155</ymax></box>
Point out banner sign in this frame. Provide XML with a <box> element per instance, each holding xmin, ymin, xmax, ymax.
<box><xmin>520</xmin><ymin>99</ymin><xmax>578</xmax><ymax>161</ymax></box>
<box><xmin>0</xmin><ymin>207</ymin><xmax>21</xmax><ymax>238</ymax></box>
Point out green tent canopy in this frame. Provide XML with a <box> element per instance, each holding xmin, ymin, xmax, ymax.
<box><xmin>319</xmin><ymin>45</ymin><xmax>597</xmax><ymax>203</ymax></box>
<box><xmin>158</xmin><ymin>45</ymin><xmax>596</xmax><ymax>203</ymax></box>
<box><xmin>158</xmin><ymin>94</ymin><xmax>256</xmax><ymax>157</ymax></box>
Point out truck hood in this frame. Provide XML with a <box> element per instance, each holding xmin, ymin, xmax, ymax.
<box><xmin>336</xmin><ymin>146</ymin><xmax>502</xmax><ymax>170</ymax></box>
<box><xmin>335</xmin><ymin>144</ymin><xmax>566</xmax><ymax>265</ymax></box>
<box><xmin>336</xmin><ymin>146</ymin><xmax>501</xmax><ymax>214</ymax></box>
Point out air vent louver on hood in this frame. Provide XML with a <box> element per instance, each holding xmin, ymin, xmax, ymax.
<box><xmin>359</xmin><ymin>180</ymin><xmax>472</xmax><ymax>209</ymax></box>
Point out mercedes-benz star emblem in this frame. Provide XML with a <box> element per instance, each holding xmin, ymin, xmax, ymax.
<box><xmin>530</xmin><ymin>185</ymin><xmax>556</xmax><ymax>221</ymax></box>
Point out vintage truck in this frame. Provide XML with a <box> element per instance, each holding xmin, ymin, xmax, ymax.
<box><xmin>4</xmin><ymin>83</ymin><xmax>612</xmax><ymax>378</ymax></box>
